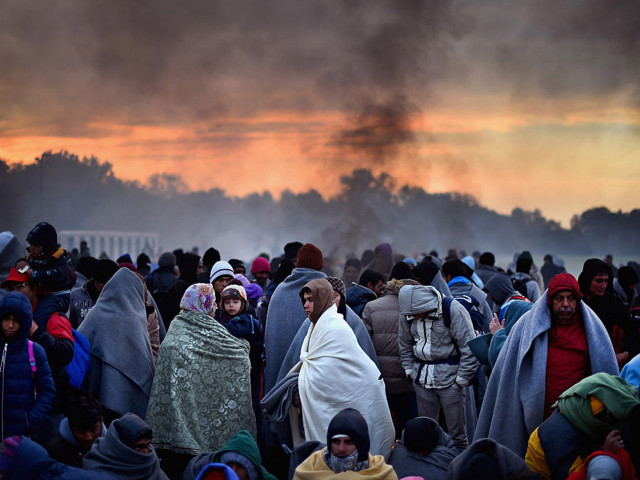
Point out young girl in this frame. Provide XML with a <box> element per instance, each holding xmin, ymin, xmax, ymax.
<box><xmin>0</xmin><ymin>292</ymin><xmax>55</xmax><ymax>440</ymax></box>
<box><xmin>219</xmin><ymin>285</ymin><xmax>264</xmax><ymax>428</ymax></box>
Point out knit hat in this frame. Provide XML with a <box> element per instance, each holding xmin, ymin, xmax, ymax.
<box><xmin>221</xmin><ymin>285</ymin><xmax>248</xmax><ymax>312</ymax></box>
<box><xmin>390</xmin><ymin>261</ymin><xmax>414</xmax><ymax>281</ymax></box>
<box><xmin>26</xmin><ymin>222</ymin><xmax>57</xmax><ymax>252</ymax></box>
<box><xmin>210</xmin><ymin>261</ymin><xmax>234</xmax><ymax>283</ymax></box>
<box><xmin>326</xmin><ymin>276</ymin><xmax>346</xmax><ymax>301</ymax></box>
<box><xmin>245</xmin><ymin>283</ymin><xmax>263</xmax><ymax>303</ymax></box>
<box><xmin>283</xmin><ymin>241</ymin><xmax>303</xmax><ymax>260</ymax></box>
<box><xmin>251</xmin><ymin>257</ymin><xmax>271</xmax><ymax>274</ymax></box>
<box><xmin>158</xmin><ymin>252</ymin><xmax>177</xmax><ymax>268</ymax></box>
<box><xmin>458</xmin><ymin>453</ymin><xmax>502</xmax><ymax>480</ymax></box>
<box><xmin>326</xmin><ymin>408</ymin><xmax>370</xmax><ymax>462</ymax></box>
<box><xmin>94</xmin><ymin>259</ymin><xmax>119</xmax><ymax>284</ymax></box>
<box><xmin>518</xmin><ymin>251</ymin><xmax>533</xmax><ymax>262</ymax></box>
<box><xmin>0</xmin><ymin>268</ymin><xmax>29</xmax><ymax>289</ymax></box>
<box><xmin>618</xmin><ymin>266</ymin><xmax>639</xmax><ymax>290</ymax></box>
<box><xmin>296</xmin><ymin>243</ymin><xmax>324</xmax><ymax>270</ymax></box>
<box><xmin>218</xmin><ymin>451</ymin><xmax>258</xmax><ymax>480</ymax></box>
<box><xmin>548</xmin><ymin>273</ymin><xmax>583</xmax><ymax>300</ymax></box>
<box><xmin>76</xmin><ymin>256</ymin><xmax>99</xmax><ymax>279</ymax></box>
<box><xmin>229</xmin><ymin>259</ymin><xmax>246</xmax><ymax>272</ymax></box>
<box><xmin>202</xmin><ymin>248</ymin><xmax>221</xmax><ymax>267</ymax></box>
<box><xmin>403</xmin><ymin>417</ymin><xmax>439</xmax><ymax>454</ymax></box>
<box><xmin>116</xmin><ymin>254</ymin><xmax>133</xmax><ymax>264</ymax></box>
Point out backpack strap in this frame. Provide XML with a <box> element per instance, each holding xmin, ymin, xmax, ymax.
<box><xmin>28</xmin><ymin>340</ymin><xmax>37</xmax><ymax>398</ymax></box>
<box><xmin>441</xmin><ymin>297</ymin><xmax>460</xmax><ymax>357</ymax></box>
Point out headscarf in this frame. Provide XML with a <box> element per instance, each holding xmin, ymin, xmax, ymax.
<box><xmin>180</xmin><ymin>283</ymin><xmax>216</xmax><ymax>316</ymax></box>
<box><xmin>555</xmin><ymin>373</ymin><xmax>640</xmax><ymax>443</ymax></box>
<box><xmin>299</xmin><ymin>279</ymin><xmax>335</xmax><ymax>323</ymax></box>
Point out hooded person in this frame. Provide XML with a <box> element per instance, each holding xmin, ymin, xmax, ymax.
<box><xmin>389</xmin><ymin>416</ymin><xmax>458</xmax><ymax>480</ymax></box>
<box><xmin>446</xmin><ymin>438</ymin><xmax>532</xmax><ymax>480</ymax></box>
<box><xmin>146</xmin><ymin>283</ymin><xmax>255</xmax><ymax>477</ymax></box>
<box><xmin>0</xmin><ymin>292</ymin><xmax>56</xmax><ymax>440</ymax></box>
<box><xmin>487</xmin><ymin>300</ymin><xmax>534</xmax><ymax>368</ymax></box>
<box><xmin>293</xmin><ymin>408</ymin><xmax>397</xmax><ymax>479</ymax></box>
<box><xmin>474</xmin><ymin>273</ymin><xmax>619</xmax><ymax>457</ymax></box>
<box><xmin>78</xmin><ymin>268</ymin><xmax>155</xmax><ymax>422</ymax></box>
<box><xmin>292</xmin><ymin>280</ymin><xmax>395</xmax><ymax>459</ymax></box>
<box><xmin>414</xmin><ymin>259</ymin><xmax>451</xmax><ymax>297</ymax></box>
<box><xmin>364</xmin><ymin>243</ymin><xmax>394</xmax><ymax>280</ymax></box>
<box><xmin>69</xmin><ymin>259</ymin><xmax>119</xmax><ymax>328</ymax></box>
<box><xmin>82</xmin><ymin>413</ymin><xmax>168</xmax><ymax>480</ymax></box>
<box><xmin>525</xmin><ymin>373</ymin><xmax>640</xmax><ymax>480</ymax></box>
<box><xmin>460</xmin><ymin>256</ymin><xmax>484</xmax><ymax>290</ymax></box>
<box><xmin>484</xmin><ymin>272</ymin><xmax>528</xmax><ymax>313</ymax></box>
<box><xmin>510</xmin><ymin>251</ymin><xmax>541</xmax><ymax>302</ymax></box>
<box><xmin>578</xmin><ymin>258</ymin><xmax>637</xmax><ymax>359</ymax></box>
<box><xmin>398</xmin><ymin>284</ymin><xmax>479</xmax><ymax>452</ymax></box>
<box><xmin>180</xmin><ymin>430</ymin><xmax>277</xmax><ymax>480</ymax></box>
<box><xmin>263</xmin><ymin>243</ymin><xmax>326</xmax><ymax>395</ymax></box>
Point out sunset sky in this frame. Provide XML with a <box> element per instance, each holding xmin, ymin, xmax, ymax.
<box><xmin>2</xmin><ymin>1</ymin><xmax>639</xmax><ymax>227</ymax></box>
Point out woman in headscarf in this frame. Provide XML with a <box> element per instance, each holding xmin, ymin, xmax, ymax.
<box><xmin>293</xmin><ymin>279</ymin><xmax>394</xmax><ymax>460</ymax></box>
<box><xmin>146</xmin><ymin>283</ymin><xmax>255</xmax><ymax>479</ymax></box>
<box><xmin>78</xmin><ymin>268</ymin><xmax>155</xmax><ymax>425</ymax></box>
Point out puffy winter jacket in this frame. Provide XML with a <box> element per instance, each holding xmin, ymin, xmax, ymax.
<box><xmin>398</xmin><ymin>285</ymin><xmax>478</xmax><ymax>389</ymax></box>
<box><xmin>0</xmin><ymin>292</ymin><xmax>56</xmax><ymax>439</ymax></box>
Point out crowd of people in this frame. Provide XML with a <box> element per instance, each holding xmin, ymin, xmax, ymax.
<box><xmin>0</xmin><ymin>224</ymin><xmax>639</xmax><ymax>480</ymax></box>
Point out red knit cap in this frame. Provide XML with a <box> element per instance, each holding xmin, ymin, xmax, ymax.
<box><xmin>296</xmin><ymin>243</ymin><xmax>324</xmax><ymax>271</ymax></box>
<box><xmin>251</xmin><ymin>257</ymin><xmax>271</xmax><ymax>274</ymax></box>
<box><xmin>547</xmin><ymin>273</ymin><xmax>583</xmax><ymax>300</ymax></box>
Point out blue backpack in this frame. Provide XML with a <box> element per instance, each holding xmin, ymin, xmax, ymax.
<box><xmin>65</xmin><ymin>329</ymin><xmax>91</xmax><ymax>389</ymax></box>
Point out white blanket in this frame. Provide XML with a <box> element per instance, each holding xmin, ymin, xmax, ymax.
<box><xmin>294</xmin><ymin>304</ymin><xmax>395</xmax><ymax>459</ymax></box>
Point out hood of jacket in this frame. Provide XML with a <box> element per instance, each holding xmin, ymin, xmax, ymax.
<box><xmin>0</xmin><ymin>291</ymin><xmax>33</xmax><ymax>343</ymax></box>
<box><xmin>398</xmin><ymin>285</ymin><xmax>442</xmax><ymax>317</ymax></box>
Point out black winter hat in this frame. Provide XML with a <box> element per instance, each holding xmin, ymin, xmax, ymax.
<box><xmin>94</xmin><ymin>259</ymin><xmax>119</xmax><ymax>284</ymax></box>
<box><xmin>403</xmin><ymin>417</ymin><xmax>439</xmax><ymax>453</ymax></box>
<box><xmin>390</xmin><ymin>261</ymin><xmax>414</xmax><ymax>281</ymax></box>
<box><xmin>326</xmin><ymin>408</ymin><xmax>370</xmax><ymax>462</ymax></box>
<box><xmin>202</xmin><ymin>247</ymin><xmax>221</xmax><ymax>267</ymax></box>
<box><xmin>26</xmin><ymin>222</ymin><xmax>58</xmax><ymax>253</ymax></box>
<box><xmin>283</xmin><ymin>241</ymin><xmax>303</xmax><ymax>260</ymax></box>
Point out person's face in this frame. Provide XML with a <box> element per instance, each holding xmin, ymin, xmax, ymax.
<box><xmin>303</xmin><ymin>292</ymin><xmax>314</xmax><ymax>318</ymax></box>
<box><xmin>253</xmin><ymin>271</ymin><xmax>269</xmax><ymax>284</ymax></box>
<box><xmin>344</xmin><ymin>266</ymin><xmax>359</xmax><ymax>284</ymax></box>
<box><xmin>589</xmin><ymin>273</ymin><xmax>609</xmax><ymax>297</ymax></box>
<box><xmin>552</xmin><ymin>291</ymin><xmax>578</xmax><ymax>321</ymax></box>
<box><xmin>372</xmin><ymin>280</ymin><xmax>385</xmax><ymax>297</ymax></box>
<box><xmin>70</xmin><ymin>420</ymin><xmax>103</xmax><ymax>450</ymax></box>
<box><xmin>213</xmin><ymin>276</ymin><xmax>232</xmax><ymax>294</ymax></box>
<box><xmin>331</xmin><ymin>436</ymin><xmax>357</xmax><ymax>459</ymax></box>
<box><xmin>1</xmin><ymin>314</ymin><xmax>19</xmax><ymax>340</ymax></box>
<box><xmin>9</xmin><ymin>281</ymin><xmax>32</xmax><ymax>299</ymax></box>
<box><xmin>332</xmin><ymin>291</ymin><xmax>341</xmax><ymax>307</ymax></box>
<box><xmin>227</xmin><ymin>462</ymin><xmax>249</xmax><ymax>480</ymax></box>
<box><xmin>223</xmin><ymin>298</ymin><xmax>242</xmax><ymax>316</ymax></box>
<box><xmin>233</xmin><ymin>266</ymin><xmax>246</xmax><ymax>276</ymax></box>
<box><xmin>94</xmin><ymin>280</ymin><xmax>106</xmax><ymax>293</ymax></box>
<box><xmin>197</xmin><ymin>263</ymin><xmax>204</xmax><ymax>277</ymax></box>
<box><xmin>132</xmin><ymin>438</ymin><xmax>151</xmax><ymax>455</ymax></box>
<box><xmin>29</xmin><ymin>244</ymin><xmax>43</xmax><ymax>257</ymax></box>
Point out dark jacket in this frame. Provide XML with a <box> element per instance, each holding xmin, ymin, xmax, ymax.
<box><xmin>0</xmin><ymin>292</ymin><xmax>56</xmax><ymax>439</ymax></box>
<box><xmin>346</xmin><ymin>283</ymin><xmax>377</xmax><ymax>318</ymax></box>
<box><xmin>30</xmin><ymin>311</ymin><xmax>74</xmax><ymax>414</ymax></box>
<box><xmin>4</xmin><ymin>436</ymin><xmax>115</xmax><ymax>480</ymax></box>
<box><xmin>47</xmin><ymin>417</ymin><xmax>107</xmax><ymax>468</ymax></box>
<box><xmin>28</xmin><ymin>246</ymin><xmax>72</xmax><ymax>293</ymax></box>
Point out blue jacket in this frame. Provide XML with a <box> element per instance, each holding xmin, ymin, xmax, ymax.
<box><xmin>0</xmin><ymin>292</ymin><xmax>56</xmax><ymax>439</ymax></box>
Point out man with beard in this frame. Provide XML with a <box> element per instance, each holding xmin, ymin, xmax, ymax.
<box><xmin>475</xmin><ymin>273</ymin><xmax>619</xmax><ymax>457</ymax></box>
